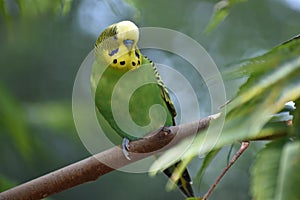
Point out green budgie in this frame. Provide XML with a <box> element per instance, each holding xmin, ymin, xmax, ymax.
<box><xmin>91</xmin><ymin>20</ymin><xmax>194</xmax><ymax>198</ymax></box>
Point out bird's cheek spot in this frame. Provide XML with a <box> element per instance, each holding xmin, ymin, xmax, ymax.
<box><xmin>109</xmin><ymin>48</ymin><xmax>119</xmax><ymax>56</ymax></box>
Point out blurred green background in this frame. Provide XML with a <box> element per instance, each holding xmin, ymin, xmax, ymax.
<box><xmin>1</xmin><ymin>0</ymin><xmax>300</xmax><ymax>199</ymax></box>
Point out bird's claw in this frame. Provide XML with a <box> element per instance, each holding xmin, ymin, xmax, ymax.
<box><xmin>161</xmin><ymin>126</ymin><xmax>172</xmax><ymax>135</ymax></box>
<box><xmin>122</xmin><ymin>138</ymin><xmax>131</xmax><ymax>160</ymax></box>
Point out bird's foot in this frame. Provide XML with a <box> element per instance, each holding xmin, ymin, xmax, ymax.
<box><xmin>122</xmin><ymin>138</ymin><xmax>131</xmax><ymax>160</ymax></box>
<box><xmin>161</xmin><ymin>126</ymin><xmax>172</xmax><ymax>135</ymax></box>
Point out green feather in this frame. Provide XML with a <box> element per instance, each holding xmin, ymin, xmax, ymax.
<box><xmin>93</xmin><ymin>56</ymin><xmax>174</xmax><ymax>140</ymax></box>
<box><xmin>91</xmin><ymin>21</ymin><xmax>194</xmax><ymax>198</ymax></box>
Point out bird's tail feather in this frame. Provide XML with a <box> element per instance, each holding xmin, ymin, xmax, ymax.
<box><xmin>163</xmin><ymin>161</ymin><xmax>194</xmax><ymax>198</ymax></box>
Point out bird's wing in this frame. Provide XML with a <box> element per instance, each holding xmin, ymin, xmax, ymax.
<box><xmin>144</xmin><ymin>56</ymin><xmax>177</xmax><ymax>123</ymax></box>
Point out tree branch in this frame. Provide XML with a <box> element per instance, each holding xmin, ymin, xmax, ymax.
<box><xmin>0</xmin><ymin>114</ymin><xmax>219</xmax><ymax>200</ymax></box>
<box><xmin>202</xmin><ymin>141</ymin><xmax>250</xmax><ymax>200</ymax></box>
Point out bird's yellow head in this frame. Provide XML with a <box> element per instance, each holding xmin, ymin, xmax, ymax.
<box><xmin>95</xmin><ymin>21</ymin><xmax>142</xmax><ymax>70</ymax></box>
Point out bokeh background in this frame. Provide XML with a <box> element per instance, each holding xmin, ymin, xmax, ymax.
<box><xmin>1</xmin><ymin>0</ymin><xmax>300</xmax><ymax>199</ymax></box>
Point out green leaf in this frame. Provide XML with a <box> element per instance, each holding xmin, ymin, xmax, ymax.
<box><xmin>25</xmin><ymin>102</ymin><xmax>75</xmax><ymax>133</ymax></box>
<box><xmin>223</xmin><ymin>35</ymin><xmax>300</xmax><ymax>81</ymax></box>
<box><xmin>166</xmin><ymin>157</ymin><xmax>193</xmax><ymax>191</ymax></box>
<box><xmin>275</xmin><ymin>141</ymin><xmax>300</xmax><ymax>200</ymax></box>
<box><xmin>60</xmin><ymin>0</ymin><xmax>73</xmax><ymax>16</ymax></box>
<box><xmin>251</xmin><ymin>139</ymin><xmax>288</xmax><ymax>200</ymax></box>
<box><xmin>186</xmin><ymin>197</ymin><xmax>202</xmax><ymax>200</ymax></box>
<box><xmin>0</xmin><ymin>82</ymin><xmax>33</xmax><ymax>160</ymax></box>
<box><xmin>0</xmin><ymin>0</ymin><xmax>7</xmax><ymax>17</ymax></box>
<box><xmin>0</xmin><ymin>0</ymin><xmax>73</xmax><ymax>19</ymax></box>
<box><xmin>204</xmin><ymin>0</ymin><xmax>248</xmax><ymax>34</ymax></box>
<box><xmin>251</xmin><ymin>140</ymin><xmax>300</xmax><ymax>200</ymax></box>
<box><xmin>194</xmin><ymin>148</ymin><xmax>221</xmax><ymax>188</ymax></box>
<box><xmin>291</xmin><ymin>99</ymin><xmax>300</xmax><ymax>138</ymax></box>
<box><xmin>149</xmin><ymin>136</ymin><xmax>194</xmax><ymax>175</ymax></box>
<box><xmin>150</xmin><ymin>34</ymin><xmax>300</xmax><ymax>178</ymax></box>
<box><xmin>0</xmin><ymin>174</ymin><xmax>16</xmax><ymax>191</ymax></box>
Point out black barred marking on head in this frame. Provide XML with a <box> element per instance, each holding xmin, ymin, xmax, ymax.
<box><xmin>95</xmin><ymin>26</ymin><xmax>117</xmax><ymax>45</ymax></box>
<box><xmin>94</xmin><ymin>21</ymin><xmax>141</xmax><ymax>70</ymax></box>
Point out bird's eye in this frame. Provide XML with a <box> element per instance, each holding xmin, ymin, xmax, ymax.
<box><xmin>113</xmin><ymin>35</ymin><xmax>117</xmax><ymax>40</ymax></box>
<box><xmin>109</xmin><ymin>48</ymin><xmax>119</xmax><ymax>56</ymax></box>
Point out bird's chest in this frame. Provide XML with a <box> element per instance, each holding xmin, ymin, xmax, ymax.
<box><xmin>96</xmin><ymin>64</ymin><xmax>170</xmax><ymax>139</ymax></box>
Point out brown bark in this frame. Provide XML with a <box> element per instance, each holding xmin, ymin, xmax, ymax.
<box><xmin>0</xmin><ymin>115</ymin><xmax>216</xmax><ymax>200</ymax></box>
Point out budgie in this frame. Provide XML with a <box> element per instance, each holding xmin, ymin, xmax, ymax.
<box><xmin>91</xmin><ymin>20</ymin><xmax>194</xmax><ymax>198</ymax></box>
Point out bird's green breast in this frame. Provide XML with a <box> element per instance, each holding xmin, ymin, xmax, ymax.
<box><xmin>94</xmin><ymin>56</ymin><xmax>174</xmax><ymax>141</ymax></box>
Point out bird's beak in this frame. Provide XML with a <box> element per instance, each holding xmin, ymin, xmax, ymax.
<box><xmin>123</xmin><ymin>39</ymin><xmax>134</xmax><ymax>51</ymax></box>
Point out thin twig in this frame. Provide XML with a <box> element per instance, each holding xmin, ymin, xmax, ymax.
<box><xmin>202</xmin><ymin>142</ymin><xmax>250</xmax><ymax>200</ymax></box>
